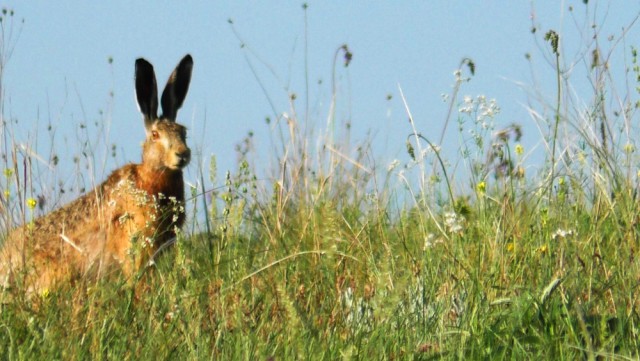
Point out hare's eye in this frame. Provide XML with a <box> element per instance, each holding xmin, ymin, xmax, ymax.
<box><xmin>151</xmin><ymin>130</ymin><xmax>160</xmax><ymax>140</ymax></box>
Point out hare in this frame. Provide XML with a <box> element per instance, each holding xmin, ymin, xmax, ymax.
<box><xmin>0</xmin><ymin>54</ymin><xmax>194</xmax><ymax>293</ymax></box>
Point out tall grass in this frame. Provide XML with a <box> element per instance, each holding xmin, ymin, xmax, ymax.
<box><xmin>2</xmin><ymin>4</ymin><xmax>640</xmax><ymax>360</ymax></box>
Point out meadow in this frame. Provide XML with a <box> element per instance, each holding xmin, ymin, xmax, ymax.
<box><xmin>1</xmin><ymin>7</ymin><xmax>640</xmax><ymax>361</ymax></box>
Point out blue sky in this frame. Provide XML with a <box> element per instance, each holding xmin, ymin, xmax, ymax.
<box><xmin>2</xmin><ymin>1</ymin><xmax>639</xmax><ymax>204</ymax></box>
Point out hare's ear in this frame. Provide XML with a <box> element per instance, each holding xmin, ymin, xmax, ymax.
<box><xmin>160</xmin><ymin>54</ymin><xmax>193</xmax><ymax>121</ymax></box>
<box><xmin>135</xmin><ymin>58</ymin><xmax>158</xmax><ymax>129</ymax></box>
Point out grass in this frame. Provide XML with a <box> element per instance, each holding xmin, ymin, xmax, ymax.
<box><xmin>2</xmin><ymin>4</ymin><xmax>640</xmax><ymax>360</ymax></box>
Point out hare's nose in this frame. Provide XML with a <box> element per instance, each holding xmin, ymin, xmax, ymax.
<box><xmin>176</xmin><ymin>148</ymin><xmax>191</xmax><ymax>163</ymax></box>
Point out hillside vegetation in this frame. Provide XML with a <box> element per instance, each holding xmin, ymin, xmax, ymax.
<box><xmin>2</xmin><ymin>5</ymin><xmax>640</xmax><ymax>360</ymax></box>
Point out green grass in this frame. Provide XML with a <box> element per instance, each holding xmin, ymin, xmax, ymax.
<box><xmin>2</xmin><ymin>5</ymin><xmax>640</xmax><ymax>360</ymax></box>
<box><xmin>2</xmin><ymin>166</ymin><xmax>639</xmax><ymax>359</ymax></box>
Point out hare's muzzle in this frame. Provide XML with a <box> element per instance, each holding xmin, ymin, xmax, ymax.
<box><xmin>175</xmin><ymin>148</ymin><xmax>191</xmax><ymax>168</ymax></box>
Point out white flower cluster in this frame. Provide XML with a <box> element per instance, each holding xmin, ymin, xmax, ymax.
<box><xmin>458</xmin><ymin>95</ymin><xmax>500</xmax><ymax>129</ymax></box>
<box><xmin>423</xmin><ymin>233</ymin><xmax>444</xmax><ymax>250</ymax></box>
<box><xmin>444</xmin><ymin>211</ymin><xmax>465</xmax><ymax>235</ymax></box>
<box><xmin>551</xmin><ymin>228</ymin><xmax>575</xmax><ymax>240</ymax></box>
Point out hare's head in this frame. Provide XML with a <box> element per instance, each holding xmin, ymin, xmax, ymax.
<box><xmin>135</xmin><ymin>55</ymin><xmax>193</xmax><ymax>171</ymax></box>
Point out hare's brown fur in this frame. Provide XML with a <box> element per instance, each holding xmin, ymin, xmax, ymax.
<box><xmin>0</xmin><ymin>55</ymin><xmax>193</xmax><ymax>292</ymax></box>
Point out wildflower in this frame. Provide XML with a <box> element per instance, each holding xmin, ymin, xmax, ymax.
<box><xmin>551</xmin><ymin>228</ymin><xmax>574</xmax><ymax>240</ymax></box>
<box><xmin>624</xmin><ymin>142</ymin><xmax>635</xmax><ymax>154</ymax></box>
<box><xmin>3</xmin><ymin>168</ymin><xmax>13</xmax><ymax>178</ymax></box>
<box><xmin>477</xmin><ymin>96</ymin><xmax>500</xmax><ymax>121</ymax></box>
<box><xmin>537</xmin><ymin>244</ymin><xmax>549</xmax><ymax>254</ymax></box>
<box><xmin>423</xmin><ymin>233</ymin><xmax>444</xmax><ymax>250</ymax></box>
<box><xmin>26</xmin><ymin>197</ymin><xmax>37</xmax><ymax>210</ymax></box>
<box><xmin>3</xmin><ymin>189</ymin><xmax>9</xmax><ymax>198</ymax></box>
<box><xmin>506</xmin><ymin>242</ymin><xmax>514</xmax><ymax>252</ymax></box>
<box><xmin>458</xmin><ymin>104</ymin><xmax>473</xmax><ymax>114</ymax></box>
<box><xmin>476</xmin><ymin>181</ymin><xmax>486</xmax><ymax>194</ymax></box>
<box><xmin>515</xmin><ymin>143</ymin><xmax>524</xmax><ymax>156</ymax></box>
<box><xmin>458</xmin><ymin>95</ymin><xmax>474</xmax><ymax>113</ymax></box>
<box><xmin>444</xmin><ymin>212</ymin><xmax>465</xmax><ymax>234</ymax></box>
<box><xmin>143</xmin><ymin>237</ymin><xmax>153</xmax><ymax>248</ymax></box>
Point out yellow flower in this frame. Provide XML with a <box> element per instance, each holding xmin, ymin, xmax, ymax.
<box><xmin>3</xmin><ymin>189</ymin><xmax>9</xmax><ymax>198</ymax></box>
<box><xmin>537</xmin><ymin>244</ymin><xmax>548</xmax><ymax>254</ymax></box>
<box><xmin>27</xmin><ymin>197</ymin><xmax>37</xmax><ymax>210</ymax></box>
<box><xmin>3</xmin><ymin>168</ymin><xmax>13</xmax><ymax>178</ymax></box>
<box><xmin>506</xmin><ymin>242</ymin><xmax>514</xmax><ymax>252</ymax></box>
<box><xmin>515</xmin><ymin>143</ymin><xmax>524</xmax><ymax>156</ymax></box>
<box><xmin>624</xmin><ymin>142</ymin><xmax>635</xmax><ymax>154</ymax></box>
<box><xmin>476</xmin><ymin>181</ymin><xmax>486</xmax><ymax>194</ymax></box>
